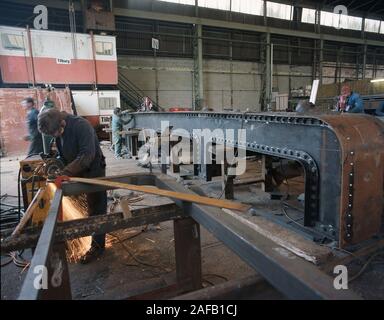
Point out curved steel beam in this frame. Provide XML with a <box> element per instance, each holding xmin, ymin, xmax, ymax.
<box><xmin>124</xmin><ymin>111</ymin><xmax>384</xmax><ymax>248</ymax></box>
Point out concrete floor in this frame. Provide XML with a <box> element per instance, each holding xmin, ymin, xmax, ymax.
<box><xmin>1</xmin><ymin>145</ymin><xmax>284</xmax><ymax>300</ymax></box>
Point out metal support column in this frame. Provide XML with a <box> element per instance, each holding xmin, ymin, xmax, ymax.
<box><xmin>362</xmin><ymin>44</ymin><xmax>367</xmax><ymax>80</ymax></box>
<box><xmin>174</xmin><ymin>217</ymin><xmax>202</xmax><ymax>292</ymax></box>
<box><xmin>319</xmin><ymin>38</ymin><xmax>324</xmax><ymax>84</ymax></box>
<box><xmin>229</xmin><ymin>31</ymin><xmax>234</xmax><ymax>110</ymax></box>
<box><xmin>193</xmin><ymin>24</ymin><xmax>204</xmax><ymax>110</ymax></box>
<box><xmin>265</xmin><ymin>33</ymin><xmax>271</xmax><ymax>111</ymax></box>
<box><xmin>153</xmin><ymin>22</ymin><xmax>160</xmax><ymax>105</ymax></box>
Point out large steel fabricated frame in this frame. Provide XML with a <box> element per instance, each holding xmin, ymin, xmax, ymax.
<box><xmin>16</xmin><ymin>173</ymin><xmax>360</xmax><ymax>299</ymax></box>
<box><xmin>124</xmin><ymin>112</ymin><xmax>384</xmax><ymax>248</ymax></box>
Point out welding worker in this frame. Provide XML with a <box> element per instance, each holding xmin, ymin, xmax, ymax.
<box><xmin>21</xmin><ymin>97</ymin><xmax>44</xmax><ymax>157</ymax></box>
<box><xmin>38</xmin><ymin>108</ymin><xmax>107</xmax><ymax>264</ymax></box>
<box><xmin>338</xmin><ymin>84</ymin><xmax>364</xmax><ymax>113</ymax></box>
<box><xmin>112</xmin><ymin>107</ymin><xmax>132</xmax><ymax>159</ymax></box>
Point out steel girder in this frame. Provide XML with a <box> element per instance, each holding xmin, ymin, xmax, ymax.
<box><xmin>123</xmin><ymin>112</ymin><xmax>384</xmax><ymax>248</ymax></box>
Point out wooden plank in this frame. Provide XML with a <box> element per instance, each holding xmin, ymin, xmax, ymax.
<box><xmin>69</xmin><ymin>177</ymin><xmax>251</xmax><ymax>212</ymax></box>
<box><xmin>12</xmin><ymin>187</ymin><xmax>45</xmax><ymax>236</ymax></box>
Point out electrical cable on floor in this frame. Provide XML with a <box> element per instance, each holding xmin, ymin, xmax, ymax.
<box><xmin>1</xmin><ymin>195</ymin><xmax>23</xmax><ymax>233</ymax></box>
<box><xmin>1</xmin><ymin>251</ymin><xmax>30</xmax><ymax>270</ymax></box>
<box><xmin>203</xmin><ymin>273</ymin><xmax>228</xmax><ymax>282</ymax></box>
<box><xmin>202</xmin><ymin>278</ymin><xmax>215</xmax><ymax>286</ymax></box>
<box><xmin>17</xmin><ymin>168</ymin><xmax>22</xmax><ymax>222</ymax></box>
<box><xmin>108</xmin><ymin>229</ymin><xmax>143</xmax><ymax>244</ymax></box>
<box><xmin>282</xmin><ymin>200</ymin><xmax>304</xmax><ymax>213</ymax></box>
<box><xmin>1</xmin><ymin>257</ymin><xmax>13</xmax><ymax>267</ymax></box>
<box><xmin>201</xmin><ymin>241</ymin><xmax>223</xmax><ymax>250</ymax></box>
<box><xmin>348</xmin><ymin>251</ymin><xmax>384</xmax><ymax>283</ymax></box>
<box><xmin>1</xmin><ymin>193</ymin><xmax>30</xmax><ymax>269</ymax></box>
<box><xmin>281</xmin><ymin>205</ymin><xmax>307</xmax><ymax>228</ymax></box>
<box><xmin>109</xmin><ymin>233</ymin><xmax>169</xmax><ymax>273</ymax></box>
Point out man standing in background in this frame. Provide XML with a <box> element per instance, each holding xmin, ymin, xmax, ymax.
<box><xmin>338</xmin><ymin>84</ymin><xmax>364</xmax><ymax>113</ymax></box>
<box><xmin>21</xmin><ymin>97</ymin><xmax>44</xmax><ymax>157</ymax></box>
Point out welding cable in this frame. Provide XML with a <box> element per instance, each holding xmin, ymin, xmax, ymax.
<box><xmin>0</xmin><ymin>194</ymin><xmax>18</xmax><ymax>199</ymax></box>
<box><xmin>348</xmin><ymin>251</ymin><xmax>384</xmax><ymax>283</ymax></box>
<box><xmin>0</xmin><ymin>256</ymin><xmax>13</xmax><ymax>267</ymax></box>
<box><xmin>201</xmin><ymin>241</ymin><xmax>223</xmax><ymax>250</ymax></box>
<box><xmin>0</xmin><ymin>204</ymin><xmax>21</xmax><ymax>232</ymax></box>
<box><xmin>10</xmin><ymin>251</ymin><xmax>30</xmax><ymax>269</ymax></box>
<box><xmin>281</xmin><ymin>205</ymin><xmax>305</xmax><ymax>227</ymax></box>
<box><xmin>281</xmin><ymin>204</ymin><xmax>335</xmax><ymax>244</ymax></box>
<box><xmin>282</xmin><ymin>200</ymin><xmax>304</xmax><ymax>213</ymax></box>
<box><xmin>109</xmin><ymin>233</ymin><xmax>169</xmax><ymax>272</ymax></box>
<box><xmin>17</xmin><ymin>168</ymin><xmax>21</xmax><ymax>222</ymax></box>
<box><xmin>108</xmin><ymin>230</ymin><xmax>143</xmax><ymax>244</ymax></box>
<box><xmin>202</xmin><ymin>278</ymin><xmax>215</xmax><ymax>286</ymax></box>
<box><xmin>31</xmin><ymin>174</ymin><xmax>36</xmax><ymax>200</ymax></box>
<box><xmin>0</xmin><ymin>251</ymin><xmax>30</xmax><ymax>269</ymax></box>
<box><xmin>203</xmin><ymin>273</ymin><xmax>228</xmax><ymax>282</ymax></box>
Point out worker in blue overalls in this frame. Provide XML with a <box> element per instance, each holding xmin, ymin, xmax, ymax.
<box><xmin>111</xmin><ymin>107</ymin><xmax>133</xmax><ymax>159</ymax></box>
<box><xmin>21</xmin><ymin>97</ymin><xmax>44</xmax><ymax>157</ymax></box>
<box><xmin>339</xmin><ymin>84</ymin><xmax>364</xmax><ymax>113</ymax></box>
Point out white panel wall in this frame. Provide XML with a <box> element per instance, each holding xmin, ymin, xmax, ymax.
<box><xmin>118</xmin><ymin>55</ymin><xmax>383</xmax><ymax>111</ymax></box>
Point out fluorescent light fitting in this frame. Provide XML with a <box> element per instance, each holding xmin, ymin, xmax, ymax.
<box><xmin>370</xmin><ymin>78</ymin><xmax>384</xmax><ymax>83</ymax></box>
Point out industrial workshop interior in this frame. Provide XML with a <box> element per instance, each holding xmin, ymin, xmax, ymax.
<box><xmin>0</xmin><ymin>0</ymin><xmax>383</xmax><ymax>306</ymax></box>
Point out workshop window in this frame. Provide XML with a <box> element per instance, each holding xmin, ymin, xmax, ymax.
<box><xmin>1</xmin><ymin>33</ymin><xmax>25</xmax><ymax>50</ymax></box>
<box><xmin>95</xmin><ymin>41</ymin><xmax>113</xmax><ymax>55</ymax></box>
<box><xmin>266</xmin><ymin>2</ymin><xmax>293</xmax><ymax>20</ymax></box>
<box><xmin>301</xmin><ymin>8</ymin><xmax>316</xmax><ymax>24</ymax></box>
<box><xmin>198</xmin><ymin>0</ymin><xmax>231</xmax><ymax>11</ymax></box>
<box><xmin>99</xmin><ymin>97</ymin><xmax>117</xmax><ymax>110</ymax></box>
<box><xmin>320</xmin><ymin>11</ymin><xmax>362</xmax><ymax>31</ymax></box>
<box><xmin>158</xmin><ymin>0</ymin><xmax>195</xmax><ymax>6</ymax></box>
<box><xmin>231</xmin><ymin>0</ymin><xmax>264</xmax><ymax>16</ymax></box>
<box><xmin>365</xmin><ymin>18</ymin><xmax>380</xmax><ymax>33</ymax></box>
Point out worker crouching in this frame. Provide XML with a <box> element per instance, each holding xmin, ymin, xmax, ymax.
<box><xmin>37</xmin><ymin>108</ymin><xmax>107</xmax><ymax>264</ymax></box>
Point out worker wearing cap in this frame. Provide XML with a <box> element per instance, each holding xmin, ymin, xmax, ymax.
<box><xmin>21</xmin><ymin>97</ymin><xmax>44</xmax><ymax>157</ymax></box>
<box><xmin>338</xmin><ymin>84</ymin><xmax>364</xmax><ymax>113</ymax></box>
<box><xmin>38</xmin><ymin>108</ymin><xmax>107</xmax><ymax>264</ymax></box>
